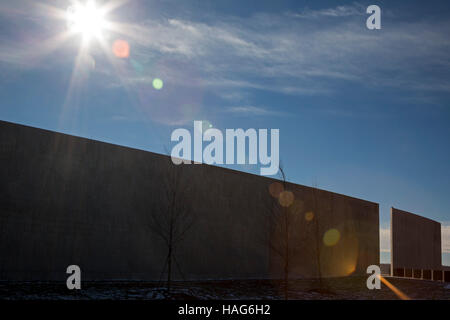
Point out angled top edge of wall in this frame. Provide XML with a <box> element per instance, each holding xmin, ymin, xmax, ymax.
<box><xmin>0</xmin><ymin>119</ymin><xmax>379</xmax><ymax>207</ymax></box>
<box><xmin>391</xmin><ymin>207</ymin><xmax>441</xmax><ymax>226</ymax></box>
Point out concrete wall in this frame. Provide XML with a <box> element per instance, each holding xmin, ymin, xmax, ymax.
<box><xmin>0</xmin><ymin>120</ymin><xmax>380</xmax><ymax>281</ymax></box>
<box><xmin>390</xmin><ymin>207</ymin><xmax>441</xmax><ymax>274</ymax></box>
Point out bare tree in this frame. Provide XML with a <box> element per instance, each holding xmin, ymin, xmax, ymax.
<box><xmin>264</xmin><ymin>165</ymin><xmax>295</xmax><ymax>300</ymax></box>
<box><xmin>148</xmin><ymin>160</ymin><xmax>196</xmax><ymax>294</ymax></box>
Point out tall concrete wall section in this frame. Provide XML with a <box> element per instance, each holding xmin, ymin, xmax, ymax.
<box><xmin>390</xmin><ymin>208</ymin><xmax>441</xmax><ymax>273</ymax></box>
<box><xmin>0</xmin><ymin>120</ymin><xmax>379</xmax><ymax>281</ymax></box>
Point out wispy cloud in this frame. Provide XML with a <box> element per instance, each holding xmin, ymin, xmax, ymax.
<box><xmin>289</xmin><ymin>4</ymin><xmax>366</xmax><ymax>19</ymax></box>
<box><xmin>3</xmin><ymin>2</ymin><xmax>450</xmax><ymax>96</ymax></box>
<box><xmin>224</xmin><ymin>106</ymin><xmax>288</xmax><ymax>117</ymax></box>
<box><xmin>107</xmin><ymin>4</ymin><xmax>450</xmax><ymax>101</ymax></box>
<box><xmin>0</xmin><ymin>1</ymin><xmax>70</xmax><ymax>67</ymax></box>
<box><xmin>1</xmin><ymin>2</ymin><xmax>450</xmax><ymax>121</ymax></box>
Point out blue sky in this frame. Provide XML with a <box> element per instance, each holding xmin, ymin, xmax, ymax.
<box><xmin>0</xmin><ymin>0</ymin><xmax>449</xmax><ymax>265</ymax></box>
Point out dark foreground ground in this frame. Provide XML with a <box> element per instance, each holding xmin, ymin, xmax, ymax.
<box><xmin>1</xmin><ymin>277</ymin><xmax>449</xmax><ymax>300</ymax></box>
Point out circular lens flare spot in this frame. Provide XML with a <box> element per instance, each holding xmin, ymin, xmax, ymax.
<box><xmin>305</xmin><ymin>211</ymin><xmax>314</xmax><ymax>221</ymax></box>
<box><xmin>269</xmin><ymin>182</ymin><xmax>284</xmax><ymax>198</ymax></box>
<box><xmin>279</xmin><ymin>191</ymin><xmax>294</xmax><ymax>207</ymax></box>
<box><xmin>112</xmin><ymin>39</ymin><xmax>130</xmax><ymax>58</ymax></box>
<box><xmin>200</xmin><ymin>120</ymin><xmax>212</xmax><ymax>131</ymax></box>
<box><xmin>323</xmin><ymin>229</ymin><xmax>341</xmax><ymax>247</ymax></box>
<box><xmin>153</xmin><ymin>78</ymin><xmax>164</xmax><ymax>90</ymax></box>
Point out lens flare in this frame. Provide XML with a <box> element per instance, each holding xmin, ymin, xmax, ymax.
<box><xmin>305</xmin><ymin>211</ymin><xmax>314</xmax><ymax>221</ymax></box>
<box><xmin>269</xmin><ymin>182</ymin><xmax>284</xmax><ymax>198</ymax></box>
<box><xmin>323</xmin><ymin>228</ymin><xmax>340</xmax><ymax>246</ymax></box>
<box><xmin>152</xmin><ymin>78</ymin><xmax>164</xmax><ymax>90</ymax></box>
<box><xmin>202</xmin><ymin>120</ymin><xmax>213</xmax><ymax>131</ymax></box>
<box><xmin>66</xmin><ymin>1</ymin><xmax>107</xmax><ymax>41</ymax></box>
<box><xmin>112</xmin><ymin>39</ymin><xmax>130</xmax><ymax>58</ymax></box>
<box><xmin>379</xmin><ymin>276</ymin><xmax>410</xmax><ymax>300</ymax></box>
<box><xmin>278</xmin><ymin>191</ymin><xmax>294</xmax><ymax>207</ymax></box>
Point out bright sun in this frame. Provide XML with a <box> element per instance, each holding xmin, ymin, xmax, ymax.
<box><xmin>66</xmin><ymin>1</ymin><xmax>107</xmax><ymax>42</ymax></box>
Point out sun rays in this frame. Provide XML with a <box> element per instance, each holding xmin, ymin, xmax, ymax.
<box><xmin>66</xmin><ymin>1</ymin><xmax>108</xmax><ymax>44</ymax></box>
<box><xmin>29</xmin><ymin>0</ymin><xmax>136</xmax><ymax>128</ymax></box>
<box><xmin>5</xmin><ymin>0</ymin><xmax>198</xmax><ymax>127</ymax></box>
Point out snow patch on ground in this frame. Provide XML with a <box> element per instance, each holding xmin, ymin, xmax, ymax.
<box><xmin>1</xmin><ymin>277</ymin><xmax>449</xmax><ymax>300</ymax></box>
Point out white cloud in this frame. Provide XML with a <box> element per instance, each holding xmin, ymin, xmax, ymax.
<box><xmin>107</xmin><ymin>5</ymin><xmax>450</xmax><ymax>102</ymax></box>
<box><xmin>442</xmin><ymin>223</ymin><xmax>450</xmax><ymax>254</ymax></box>
<box><xmin>224</xmin><ymin>106</ymin><xmax>287</xmax><ymax>117</ymax></box>
<box><xmin>2</xmin><ymin>2</ymin><xmax>450</xmax><ymax>109</ymax></box>
<box><xmin>380</xmin><ymin>227</ymin><xmax>390</xmax><ymax>253</ymax></box>
<box><xmin>289</xmin><ymin>4</ymin><xmax>366</xmax><ymax>19</ymax></box>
